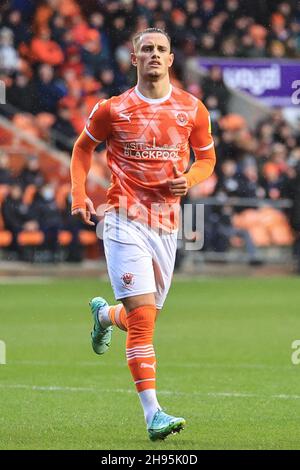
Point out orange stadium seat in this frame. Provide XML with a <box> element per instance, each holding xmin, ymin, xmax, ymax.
<box><xmin>270</xmin><ymin>225</ymin><xmax>294</xmax><ymax>246</ymax></box>
<box><xmin>17</xmin><ymin>231</ymin><xmax>44</xmax><ymax>246</ymax></box>
<box><xmin>233</xmin><ymin>209</ymin><xmax>259</xmax><ymax>230</ymax></box>
<box><xmin>0</xmin><ymin>230</ymin><xmax>12</xmax><ymax>247</ymax></box>
<box><xmin>36</xmin><ymin>113</ymin><xmax>56</xmax><ymax>139</ymax></box>
<box><xmin>58</xmin><ymin>231</ymin><xmax>73</xmax><ymax>246</ymax></box>
<box><xmin>22</xmin><ymin>184</ymin><xmax>37</xmax><ymax>206</ymax></box>
<box><xmin>233</xmin><ymin>207</ymin><xmax>294</xmax><ymax>247</ymax></box>
<box><xmin>0</xmin><ymin>126</ymin><xmax>13</xmax><ymax>146</ymax></box>
<box><xmin>12</xmin><ymin>114</ymin><xmax>39</xmax><ymax>138</ymax></box>
<box><xmin>188</xmin><ymin>173</ymin><xmax>217</xmax><ymax>199</ymax></box>
<box><xmin>79</xmin><ymin>230</ymin><xmax>97</xmax><ymax>246</ymax></box>
<box><xmin>0</xmin><ymin>185</ymin><xmax>9</xmax><ymax>204</ymax></box>
<box><xmin>247</xmin><ymin>225</ymin><xmax>271</xmax><ymax>247</ymax></box>
<box><xmin>55</xmin><ymin>184</ymin><xmax>71</xmax><ymax>210</ymax></box>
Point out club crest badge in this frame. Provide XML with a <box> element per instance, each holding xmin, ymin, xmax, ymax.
<box><xmin>121</xmin><ymin>272</ymin><xmax>135</xmax><ymax>288</ymax></box>
<box><xmin>176</xmin><ymin>111</ymin><xmax>188</xmax><ymax>126</ymax></box>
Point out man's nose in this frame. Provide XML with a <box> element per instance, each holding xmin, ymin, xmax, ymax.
<box><xmin>151</xmin><ymin>49</ymin><xmax>160</xmax><ymax>58</ymax></box>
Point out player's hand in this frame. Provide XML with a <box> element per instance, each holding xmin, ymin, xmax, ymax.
<box><xmin>71</xmin><ymin>197</ymin><xmax>96</xmax><ymax>226</ymax></box>
<box><xmin>168</xmin><ymin>165</ymin><xmax>189</xmax><ymax>196</ymax></box>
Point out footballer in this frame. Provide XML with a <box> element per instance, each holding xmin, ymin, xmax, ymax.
<box><xmin>71</xmin><ymin>28</ymin><xmax>216</xmax><ymax>441</ymax></box>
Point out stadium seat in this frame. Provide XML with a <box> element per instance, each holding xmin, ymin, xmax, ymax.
<box><xmin>0</xmin><ymin>126</ymin><xmax>13</xmax><ymax>146</ymax></box>
<box><xmin>55</xmin><ymin>184</ymin><xmax>71</xmax><ymax>210</ymax></box>
<box><xmin>78</xmin><ymin>230</ymin><xmax>97</xmax><ymax>246</ymax></box>
<box><xmin>17</xmin><ymin>231</ymin><xmax>44</xmax><ymax>246</ymax></box>
<box><xmin>0</xmin><ymin>185</ymin><xmax>9</xmax><ymax>204</ymax></box>
<box><xmin>22</xmin><ymin>184</ymin><xmax>37</xmax><ymax>206</ymax></box>
<box><xmin>12</xmin><ymin>114</ymin><xmax>39</xmax><ymax>138</ymax></box>
<box><xmin>233</xmin><ymin>207</ymin><xmax>294</xmax><ymax>247</ymax></box>
<box><xmin>58</xmin><ymin>231</ymin><xmax>73</xmax><ymax>246</ymax></box>
<box><xmin>0</xmin><ymin>230</ymin><xmax>13</xmax><ymax>247</ymax></box>
<box><xmin>270</xmin><ymin>225</ymin><xmax>294</xmax><ymax>246</ymax></box>
<box><xmin>36</xmin><ymin>113</ymin><xmax>56</xmax><ymax>138</ymax></box>
<box><xmin>233</xmin><ymin>209</ymin><xmax>259</xmax><ymax>230</ymax></box>
<box><xmin>248</xmin><ymin>225</ymin><xmax>271</xmax><ymax>247</ymax></box>
<box><xmin>189</xmin><ymin>173</ymin><xmax>217</xmax><ymax>199</ymax></box>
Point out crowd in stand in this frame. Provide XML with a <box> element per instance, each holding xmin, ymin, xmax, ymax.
<box><xmin>0</xmin><ymin>154</ymin><xmax>89</xmax><ymax>262</ymax></box>
<box><xmin>0</xmin><ymin>0</ymin><xmax>300</xmax><ymax>268</ymax></box>
<box><xmin>0</xmin><ymin>0</ymin><xmax>299</xmax><ymax>148</ymax></box>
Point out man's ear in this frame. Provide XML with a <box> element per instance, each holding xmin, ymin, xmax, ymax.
<box><xmin>168</xmin><ymin>52</ymin><xmax>174</xmax><ymax>68</ymax></box>
<box><xmin>131</xmin><ymin>52</ymin><xmax>137</xmax><ymax>67</ymax></box>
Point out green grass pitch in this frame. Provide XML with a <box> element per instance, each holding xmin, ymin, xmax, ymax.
<box><xmin>1</xmin><ymin>276</ymin><xmax>300</xmax><ymax>450</ymax></box>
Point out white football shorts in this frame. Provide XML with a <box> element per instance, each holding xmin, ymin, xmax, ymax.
<box><xmin>103</xmin><ymin>211</ymin><xmax>178</xmax><ymax>309</ymax></box>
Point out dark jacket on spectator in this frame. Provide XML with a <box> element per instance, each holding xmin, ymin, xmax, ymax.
<box><xmin>2</xmin><ymin>195</ymin><xmax>28</xmax><ymax>232</ymax></box>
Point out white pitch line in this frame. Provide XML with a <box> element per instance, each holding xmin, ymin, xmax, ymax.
<box><xmin>0</xmin><ymin>383</ymin><xmax>300</xmax><ymax>400</ymax></box>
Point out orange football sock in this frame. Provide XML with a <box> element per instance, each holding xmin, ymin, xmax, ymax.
<box><xmin>109</xmin><ymin>304</ymin><xmax>128</xmax><ymax>331</ymax></box>
<box><xmin>126</xmin><ymin>305</ymin><xmax>157</xmax><ymax>392</ymax></box>
<box><xmin>109</xmin><ymin>304</ymin><xmax>160</xmax><ymax>333</ymax></box>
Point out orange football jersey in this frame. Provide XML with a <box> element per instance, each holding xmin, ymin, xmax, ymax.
<box><xmin>81</xmin><ymin>85</ymin><xmax>215</xmax><ymax>231</ymax></box>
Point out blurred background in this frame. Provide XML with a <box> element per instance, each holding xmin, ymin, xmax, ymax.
<box><xmin>0</xmin><ymin>0</ymin><xmax>300</xmax><ymax>276</ymax></box>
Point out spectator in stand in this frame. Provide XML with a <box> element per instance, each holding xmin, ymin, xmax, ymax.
<box><xmin>2</xmin><ymin>183</ymin><xmax>38</xmax><ymax>256</ymax></box>
<box><xmin>237</xmin><ymin>164</ymin><xmax>265</xmax><ymax>199</ymax></box>
<box><xmin>214</xmin><ymin>160</ymin><xmax>239</xmax><ymax>198</ymax></box>
<box><xmin>201</xmin><ymin>66</ymin><xmax>230</xmax><ymax>115</ymax></box>
<box><xmin>30</xmin><ymin>28</ymin><xmax>64</xmax><ymax>66</ymax></box>
<box><xmin>52</xmin><ymin>105</ymin><xmax>77</xmax><ymax>151</ymax></box>
<box><xmin>60</xmin><ymin>45</ymin><xmax>84</xmax><ymax>77</ymax></box>
<box><xmin>238</xmin><ymin>24</ymin><xmax>267</xmax><ymax>57</ymax></box>
<box><xmin>198</xmin><ymin>32</ymin><xmax>217</xmax><ymax>56</ymax></box>
<box><xmin>5</xmin><ymin>9</ymin><xmax>31</xmax><ymax>47</ymax></box>
<box><xmin>81</xmin><ymin>28</ymin><xmax>107</xmax><ymax>76</ymax></box>
<box><xmin>204</xmin><ymin>95</ymin><xmax>222</xmax><ymax>125</ymax></box>
<box><xmin>6</xmin><ymin>73</ymin><xmax>38</xmax><ymax>114</ymax></box>
<box><xmin>108</xmin><ymin>15</ymin><xmax>130</xmax><ymax>53</ymax></box>
<box><xmin>89</xmin><ymin>12</ymin><xmax>111</xmax><ymax>64</ymax></box>
<box><xmin>29</xmin><ymin>183</ymin><xmax>62</xmax><ymax>262</ymax></box>
<box><xmin>168</xmin><ymin>9</ymin><xmax>189</xmax><ymax>49</ymax></box>
<box><xmin>35</xmin><ymin>64</ymin><xmax>66</xmax><ymax>114</ymax></box>
<box><xmin>61</xmin><ymin>192</ymin><xmax>83</xmax><ymax>262</ymax></box>
<box><xmin>0</xmin><ymin>27</ymin><xmax>19</xmax><ymax>73</ymax></box>
<box><xmin>114</xmin><ymin>45</ymin><xmax>136</xmax><ymax>91</ymax></box>
<box><xmin>206</xmin><ymin>204</ymin><xmax>262</xmax><ymax>265</ymax></box>
<box><xmin>98</xmin><ymin>67</ymin><xmax>118</xmax><ymax>97</ymax></box>
<box><xmin>50</xmin><ymin>13</ymin><xmax>67</xmax><ymax>46</ymax></box>
<box><xmin>17</xmin><ymin>156</ymin><xmax>44</xmax><ymax>189</ymax></box>
<box><xmin>0</xmin><ymin>153</ymin><xmax>14</xmax><ymax>185</ymax></box>
<box><xmin>261</xmin><ymin>162</ymin><xmax>288</xmax><ymax>200</ymax></box>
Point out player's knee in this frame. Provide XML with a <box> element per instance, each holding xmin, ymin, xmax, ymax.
<box><xmin>121</xmin><ymin>293</ymin><xmax>156</xmax><ymax>312</ymax></box>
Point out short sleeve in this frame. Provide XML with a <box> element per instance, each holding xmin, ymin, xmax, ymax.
<box><xmin>84</xmin><ymin>98</ymin><xmax>112</xmax><ymax>143</ymax></box>
<box><xmin>189</xmin><ymin>100</ymin><xmax>214</xmax><ymax>152</ymax></box>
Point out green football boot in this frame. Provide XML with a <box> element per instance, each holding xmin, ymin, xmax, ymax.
<box><xmin>89</xmin><ymin>297</ymin><xmax>112</xmax><ymax>355</ymax></box>
<box><xmin>148</xmin><ymin>410</ymin><xmax>186</xmax><ymax>441</ymax></box>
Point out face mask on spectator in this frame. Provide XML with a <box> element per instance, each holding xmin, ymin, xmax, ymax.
<box><xmin>42</xmin><ymin>187</ymin><xmax>55</xmax><ymax>201</ymax></box>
